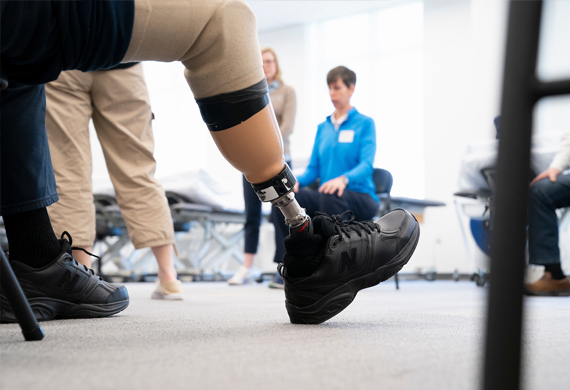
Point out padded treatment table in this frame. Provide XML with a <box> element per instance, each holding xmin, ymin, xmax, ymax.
<box><xmin>380</xmin><ymin>194</ymin><xmax>445</xmax><ymax>215</ymax></box>
<box><xmin>90</xmin><ymin>189</ymin><xmax>263</xmax><ymax>281</ymax></box>
<box><xmin>92</xmin><ymin>194</ymin><xmax>188</xmax><ymax>281</ymax></box>
<box><xmin>167</xmin><ymin>191</ymin><xmax>271</xmax><ymax>278</ymax></box>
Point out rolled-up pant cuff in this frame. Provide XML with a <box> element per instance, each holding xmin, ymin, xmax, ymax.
<box><xmin>529</xmin><ymin>257</ymin><xmax>561</xmax><ymax>266</ymax></box>
<box><xmin>0</xmin><ymin>194</ymin><xmax>59</xmax><ymax>217</ymax></box>
<box><xmin>132</xmin><ymin>238</ymin><xmax>175</xmax><ymax>251</ymax></box>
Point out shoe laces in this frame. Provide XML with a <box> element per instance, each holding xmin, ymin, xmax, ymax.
<box><xmin>315</xmin><ymin>210</ymin><xmax>380</xmax><ymax>242</ymax></box>
<box><xmin>60</xmin><ymin>231</ymin><xmax>102</xmax><ymax>280</ymax></box>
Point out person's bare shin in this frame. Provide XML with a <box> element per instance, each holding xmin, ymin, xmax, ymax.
<box><xmin>152</xmin><ymin>244</ymin><xmax>177</xmax><ymax>283</ymax></box>
<box><xmin>72</xmin><ymin>246</ymin><xmax>93</xmax><ymax>268</ymax></box>
<box><xmin>243</xmin><ymin>253</ymin><xmax>254</xmax><ymax>269</ymax></box>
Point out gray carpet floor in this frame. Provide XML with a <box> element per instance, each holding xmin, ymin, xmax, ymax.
<box><xmin>1</xmin><ymin>281</ymin><xmax>568</xmax><ymax>390</ymax></box>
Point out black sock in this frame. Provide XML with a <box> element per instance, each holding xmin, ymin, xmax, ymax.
<box><xmin>3</xmin><ymin>208</ymin><xmax>62</xmax><ymax>268</ymax></box>
<box><xmin>545</xmin><ymin>263</ymin><xmax>566</xmax><ymax>280</ymax></box>
<box><xmin>283</xmin><ymin>232</ymin><xmax>324</xmax><ymax>278</ymax></box>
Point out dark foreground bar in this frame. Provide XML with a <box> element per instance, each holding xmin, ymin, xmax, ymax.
<box><xmin>482</xmin><ymin>1</ymin><xmax>570</xmax><ymax>389</ymax></box>
<box><xmin>0</xmin><ymin>249</ymin><xmax>44</xmax><ymax>341</ymax></box>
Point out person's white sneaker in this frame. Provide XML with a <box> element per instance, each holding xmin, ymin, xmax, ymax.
<box><xmin>228</xmin><ymin>266</ymin><xmax>251</xmax><ymax>285</ymax></box>
<box><xmin>151</xmin><ymin>280</ymin><xmax>184</xmax><ymax>300</ymax></box>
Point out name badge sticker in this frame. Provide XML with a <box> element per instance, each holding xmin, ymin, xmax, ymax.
<box><xmin>338</xmin><ymin>130</ymin><xmax>355</xmax><ymax>143</ymax></box>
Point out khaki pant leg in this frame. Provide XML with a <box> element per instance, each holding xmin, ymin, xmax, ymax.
<box><xmin>45</xmin><ymin>71</ymin><xmax>96</xmax><ymax>247</ymax></box>
<box><xmin>122</xmin><ymin>0</ymin><xmax>264</xmax><ymax>98</ymax></box>
<box><xmin>90</xmin><ymin>64</ymin><xmax>174</xmax><ymax>249</ymax></box>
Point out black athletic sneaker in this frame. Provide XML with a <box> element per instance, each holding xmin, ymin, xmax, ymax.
<box><xmin>0</xmin><ymin>234</ymin><xmax>129</xmax><ymax>322</ymax></box>
<box><xmin>280</xmin><ymin>209</ymin><xmax>420</xmax><ymax>324</ymax></box>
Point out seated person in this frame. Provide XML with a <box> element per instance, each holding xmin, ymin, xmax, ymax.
<box><xmin>525</xmin><ymin>130</ymin><xmax>570</xmax><ymax>296</ymax></box>
<box><xmin>273</xmin><ymin>65</ymin><xmax>380</xmax><ymax>280</ymax></box>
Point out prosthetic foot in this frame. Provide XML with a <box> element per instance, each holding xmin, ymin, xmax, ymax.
<box><xmin>278</xmin><ymin>209</ymin><xmax>420</xmax><ymax>325</ymax></box>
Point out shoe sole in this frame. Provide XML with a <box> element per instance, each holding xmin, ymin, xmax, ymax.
<box><xmin>227</xmin><ymin>279</ymin><xmax>251</xmax><ymax>286</ymax></box>
<box><xmin>285</xmin><ymin>220</ymin><xmax>420</xmax><ymax>325</ymax></box>
<box><xmin>523</xmin><ymin>289</ymin><xmax>570</xmax><ymax>297</ymax></box>
<box><xmin>0</xmin><ymin>296</ymin><xmax>129</xmax><ymax>323</ymax></box>
<box><xmin>151</xmin><ymin>292</ymin><xmax>184</xmax><ymax>300</ymax></box>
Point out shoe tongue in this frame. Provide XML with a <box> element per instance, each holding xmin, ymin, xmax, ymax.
<box><xmin>313</xmin><ymin>215</ymin><xmax>339</xmax><ymax>239</ymax></box>
<box><xmin>58</xmin><ymin>238</ymin><xmax>73</xmax><ymax>256</ymax></box>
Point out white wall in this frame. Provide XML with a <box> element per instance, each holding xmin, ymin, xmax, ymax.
<box><xmin>91</xmin><ymin>60</ymin><xmax>245</xmax><ymax>191</ymax></box>
<box><xmin>258</xmin><ymin>24</ymin><xmax>315</xmax><ymax>169</ymax></box>
<box><xmin>394</xmin><ymin>0</ymin><xmax>570</xmax><ymax>273</ymax></box>
<box><xmin>415</xmin><ymin>0</ymin><xmax>508</xmax><ymax>274</ymax></box>
<box><xmin>535</xmin><ymin>0</ymin><xmax>570</xmax><ymax>136</ymax></box>
<box><xmin>420</xmin><ymin>0</ymin><xmax>474</xmax><ymax>274</ymax></box>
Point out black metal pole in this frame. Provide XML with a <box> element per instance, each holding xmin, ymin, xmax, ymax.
<box><xmin>535</xmin><ymin>79</ymin><xmax>570</xmax><ymax>98</ymax></box>
<box><xmin>482</xmin><ymin>1</ymin><xmax>542</xmax><ymax>389</ymax></box>
<box><xmin>0</xmin><ymin>250</ymin><xmax>44</xmax><ymax>341</ymax></box>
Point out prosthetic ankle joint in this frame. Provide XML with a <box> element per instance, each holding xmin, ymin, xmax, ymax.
<box><xmin>251</xmin><ymin>165</ymin><xmax>308</xmax><ymax>228</ymax></box>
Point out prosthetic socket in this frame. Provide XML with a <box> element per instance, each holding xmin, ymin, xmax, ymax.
<box><xmin>251</xmin><ymin>165</ymin><xmax>309</xmax><ymax>229</ymax></box>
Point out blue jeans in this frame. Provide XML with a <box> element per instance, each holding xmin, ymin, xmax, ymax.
<box><xmin>528</xmin><ymin>173</ymin><xmax>570</xmax><ymax>265</ymax></box>
<box><xmin>0</xmin><ymin>83</ymin><xmax>59</xmax><ymax>216</ymax></box>
<box><xmin>273</xmin><ymin>188</ymin><xmax>379</xmax><ymax>264</ymax></box>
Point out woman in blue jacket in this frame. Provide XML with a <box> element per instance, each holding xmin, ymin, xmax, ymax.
<box><xmin>272</xmin><ymin>66</ymin><xmax>380</xmax><ymax>286</ymax></box>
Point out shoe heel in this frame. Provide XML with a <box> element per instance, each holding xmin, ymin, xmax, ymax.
<box><xmin>0</xmin><ymin>296</ymin><xmax>57</xmax><ymax>322</ymax></box>
<box><xmin>286</xmin><ymin>292</ymin><xmax>356</xmax><ymax>325</ymax></box>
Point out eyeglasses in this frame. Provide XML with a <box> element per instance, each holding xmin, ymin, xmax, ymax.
<box><xmin>263</xmin><ymin>60</ymin><xmax>275</xmax><ymax>65</ymax></box>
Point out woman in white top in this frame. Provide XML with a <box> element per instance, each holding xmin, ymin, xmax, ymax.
<box><xmin>228</xmin><ymin>48</ymin><xmax>296</xmax><ymax>287</ymax></box>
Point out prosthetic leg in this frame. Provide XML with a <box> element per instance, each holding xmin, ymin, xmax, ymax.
<box><xmin>122</xmin><ymin>0</ymin><xmax>309</xmax><ymax>232</ymax></box>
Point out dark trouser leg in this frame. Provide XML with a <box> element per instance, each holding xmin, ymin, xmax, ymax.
<box><xmin>316</xmin><ymin>189</ymin><xmax>379</xmax><ymax>222</ymax></box>
<box><xmin>271</xmin><ymin>206</ymin><xmax>285</xmax><ymax>263</ymax></box>
<box><xmin>0</xmin><ymin>83</ymin><xmax>61</xmax><ymax>267</ymax></box>
<box><xmin>273</xmin><ymin>188</ymin><xmax>319</xmax><ymax>263</ymax></box>
<box><xmin>269</xmin><ymin>160</ymin><xmax>294</xmax><ymax>263</ymax></box>
<box><xmin>243</xmin><ymin>175</ymin><xmax>262</xmax><ymax>254</ymax></box>
<box><xmin>272</xmin><ymin>188</ymin><xmax>378</xmax><ymax>263</ymax></box>
<box><xmin>528</xmin><ymin>174</ymin><xmax>570</xmax><ymax>266</ymax></box>
<box><xmin>0</xmin><ymin>84</ymin><xmax>58</xmax><ymax>216</ymax></box>
<box><xmin>334</xmin><ymin>190</ymin><xmax>379</xmax><ymax>222</ymax></box>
